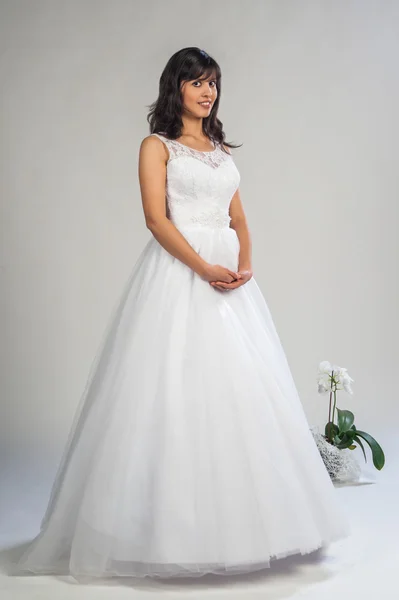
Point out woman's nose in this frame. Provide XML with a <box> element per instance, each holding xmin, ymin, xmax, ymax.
<box><xmin>202</xmin><ymin>84</ymin><xmax>214</xmax><ymax>96</ymax></box>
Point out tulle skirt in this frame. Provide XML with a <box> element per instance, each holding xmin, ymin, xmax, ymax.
<box><xmin>12</xmin><ymin>225</ymin><xmax>350</xmax><ymax>580</ymax></box>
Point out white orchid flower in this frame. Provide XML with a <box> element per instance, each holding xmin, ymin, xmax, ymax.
<box><xmin>342</xmin><ymin>372</ymin><xmax>354</xmax><ymax>394</ymax></box>
<box><xmin>318</xmin><ymin>361</ymin><xmax>332</xmax><ymax>374</ymax></box>
<box><xmin>316</xmin><ymin>361</ymin><xmax>354</xmax><ymax>395</ymax></box>
<box><xmin>318</xmin><ymin>381</ymin><xmax>330</xmax><ymax>394</ymax></box>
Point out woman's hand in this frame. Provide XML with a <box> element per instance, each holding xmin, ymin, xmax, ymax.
<box><xmin>210</xmin><ymin>268</ymin><xmax>253</xmax><ymax>291</ymax></box>
<box><xmin>201</xmin><ymin>263</ymin><xmax>240</xmax><ymax>284</ymax></box>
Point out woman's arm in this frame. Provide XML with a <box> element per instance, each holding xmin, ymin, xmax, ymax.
<box><xmin>222</xmin><ymin>144</ymin><xmax>252</xmax><ymax>271</ymax></box>
<box><xmin>138</xmin><ymin>136</ymin><xmax>238</xmax><ymax>283</ymax></box>
<box><xmin>229</xmin><ymin>187</ymin><xmax>252</xmax><ymax>272</ymax></box>
<box><xmin>139</xmin><ymin>136</ymin><xmax>209</xmax><ymax>277</ymax></box>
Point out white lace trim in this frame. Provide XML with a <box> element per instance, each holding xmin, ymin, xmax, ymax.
<box><xmin>188</xmin><ymin>208</ymin><xmax>232</xmax><ymax>229</ymax></box>
<box><xmin>151</xmin><ymin>133</ymin><xmax>230</xmax><ymax>169</ymax></box>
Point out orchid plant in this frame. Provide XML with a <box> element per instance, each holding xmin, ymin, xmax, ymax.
<box><xmin>317</xmin><ymin>361</ymin><xmax>385</xmax><ymax>471</ymax></box>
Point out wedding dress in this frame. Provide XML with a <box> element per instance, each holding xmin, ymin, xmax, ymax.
<box><xmin>12</xmin><ymin>133</ymin><xmax>350</xmax><ymax>580</ymax></box>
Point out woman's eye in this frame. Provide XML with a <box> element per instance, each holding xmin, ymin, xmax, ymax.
<box><xmin>193</xmin><ymin>80</ymin><xmax>216</xmax><ymax>87</ymax></box>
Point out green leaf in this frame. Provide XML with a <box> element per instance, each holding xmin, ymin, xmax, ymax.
<box><xmin>335</xmin><ymin>430</ymin><xmax>356</xmax><ymax>449</ymax></box>
<box><xmin>325</xmin><ymin>422</ymin><xmax>339</xmax><ymax>440</ymax></box>
<box><xmin>353</xmin><ymin>435</ymin><xmax>367</xmax><ymax>463</ymax></box>
<box><xmin>337</xmin><ymin>408</ymin><xmax>355</xmax><ymax>432</ymax></box>
<box><xmin>355</xmin><ymin>430</ymin><xmax>385</xmax><ymax>470</ymax></box>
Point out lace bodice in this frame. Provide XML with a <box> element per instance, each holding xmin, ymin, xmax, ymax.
<box><xmin>150</xmin><ymin>133</ymin><xmax>240</xmax><ymax>231</ymax></box>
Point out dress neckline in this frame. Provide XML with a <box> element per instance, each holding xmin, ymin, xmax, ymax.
<box><xmin>157</xmin><ymin>133</ymin><xmax>218</xmax><ymax>154</ymax></box>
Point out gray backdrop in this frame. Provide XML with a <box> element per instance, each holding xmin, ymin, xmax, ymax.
<box><xmin>1</xmin><ymin>0</ymin><xmax>398</xmax><ymax>540</ymax></box>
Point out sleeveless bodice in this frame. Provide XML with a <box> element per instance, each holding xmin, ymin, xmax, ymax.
<box><xmin>151</xmin><ymin>133</ymin><xmax>240</xmax><ymax>231</ymax></box>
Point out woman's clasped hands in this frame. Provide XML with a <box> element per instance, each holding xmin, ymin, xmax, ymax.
<box><xmin>201</xmin><ymin>264</ymin><xmax>253</xmax><ymax>291</ymax></box>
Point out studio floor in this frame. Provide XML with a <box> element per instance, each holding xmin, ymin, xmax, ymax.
<box><xmin>1</xmin><ymin>434</ymin><xmax>397</xmax><ymax>600</ymax></box>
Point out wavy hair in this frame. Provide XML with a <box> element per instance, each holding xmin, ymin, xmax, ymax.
<box><xmin>147</xmin><ymin>47</ymin><xmax>242</xmax><ymax>153</ymax></box>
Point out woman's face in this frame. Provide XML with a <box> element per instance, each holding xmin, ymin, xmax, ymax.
<box><xmin>180</xmin><ymin>72</ymin><xmax>217</xmax><ymax>118</ymax></box>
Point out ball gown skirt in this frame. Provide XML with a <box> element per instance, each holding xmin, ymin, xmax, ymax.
<box><xmin>11</xmin><ymin>133</ymin><xmax>350</xmax><ymax>580</ymax></box>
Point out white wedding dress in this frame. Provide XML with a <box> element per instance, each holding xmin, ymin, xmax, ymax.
<box><xmin>13</xmin><ymin>133</ymin><xmax>350</xmax><ymax>580</ymax></box>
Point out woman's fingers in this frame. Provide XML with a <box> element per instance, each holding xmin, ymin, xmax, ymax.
<box><xmin>228</xmin><ymin>270</ymin><xmax>242</xmax><ymax>281</ymax></box>
<box><xmin>210</xmin><ymin>282</ymin><xmax>225</xmax><ymax>291</ymax></box>
<box><xmin>210</xmin><ymin>280</ymin><xmax>243</xmax><ymax>290</ymax></box>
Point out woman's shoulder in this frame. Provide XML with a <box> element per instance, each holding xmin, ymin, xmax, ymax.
<box><xmin>139</xmin><ymin>133</ymin><xmax>170</xmax><ymax>160</ymax></box>
<box><xmin>141</xmin><ymin>133</ymin><xmax>171</xmax><ymax>149</ymax></box>
<box><xmin>141</xmin><ymin>132</ymin><xmax>166</xmax><ymax>145</ymax></box>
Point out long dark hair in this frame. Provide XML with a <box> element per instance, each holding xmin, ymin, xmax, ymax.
<box><xmin>147</xmin><ymin>47</ymin><xmax>242</xmax><ymax>153</ymax></box>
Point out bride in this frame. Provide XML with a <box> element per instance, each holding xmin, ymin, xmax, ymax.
<box><xmin>11</xmin><ymin>46</ymin><xmax>350</xmax><ymax>581</ymax></box>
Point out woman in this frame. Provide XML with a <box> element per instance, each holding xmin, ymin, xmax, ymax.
<box><xmin>12</xmin><ymin>47</ymin><xmax>350</xmax><ymax>581</ymax></box>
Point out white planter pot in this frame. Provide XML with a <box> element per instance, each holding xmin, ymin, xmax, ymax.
<box><xmin>310</xmin><ymin>426</ymin><xmax>361</xmax><ymax>483</ymax></box>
